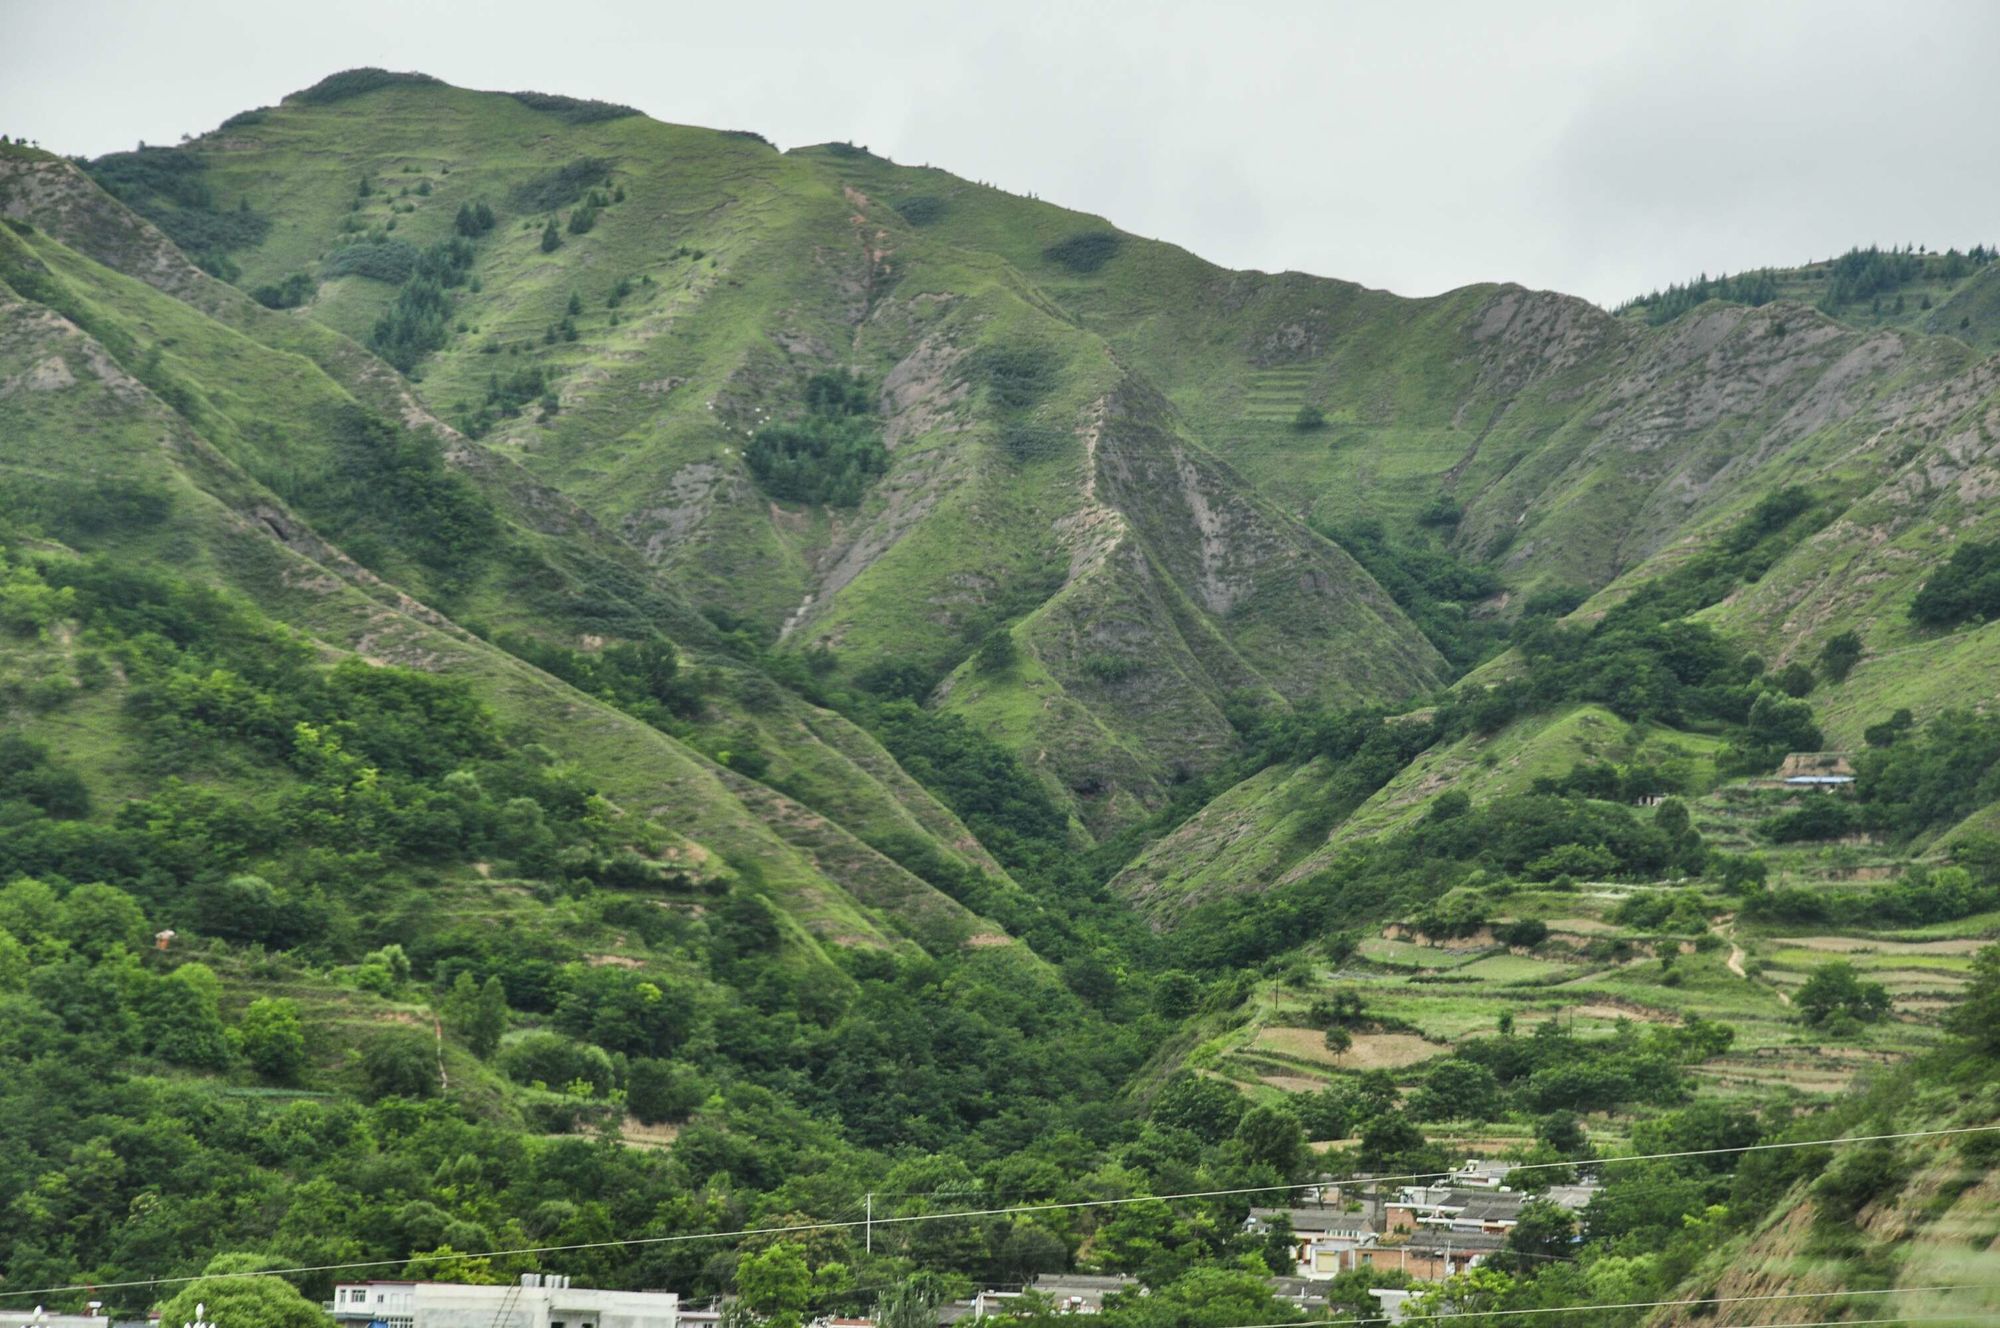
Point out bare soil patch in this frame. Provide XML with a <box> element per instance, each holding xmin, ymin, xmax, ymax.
<box><xmin>1253</xmin><ymin>1025</ymin><xmax>1346</xmax><ymax>1065</ymax></box>
<box><xmin>621</xmin><ymin>1117</ymin><xmax>679</xmax><ymax>1149</ymax></box>
<box><xmin>1332</xmin><ymin>1033</ymin><xmax>1444</xmax><ymax>1071</ymax></box>
<box><xmin>588</xmin><ymin>952</ymin><xmax>643</xmax><ymax>968</ymax></box>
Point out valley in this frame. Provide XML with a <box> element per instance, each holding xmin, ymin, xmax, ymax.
<box><xmin>1</xmin><ymin>67</ymin><xmax>1999</xmax><ymax>1328</ymax></box>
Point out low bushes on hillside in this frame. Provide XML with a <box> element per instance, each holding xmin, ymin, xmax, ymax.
<box><xmin>1043</xmin><ymin>230</ymin><xmax>1122</xmax><ymax>273</ymax></box>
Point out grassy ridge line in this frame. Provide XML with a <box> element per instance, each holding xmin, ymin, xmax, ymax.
<box><xmin>794</xmin><ymin>141</ymin><xmax>2000</xmax><ymax>651</ymax></box>
<box><xmin>161</xmin><ymin>84</ymin><xmax>1450</xmax><ymax>835</ymax></box>
<box><xmin>2</xmin><ymin>147</ymin><xmax>723</xmax><ymax>648</ymax></box>
<box><xmin>3</xmin><ymin>148</ymin><xmax>1032</xmax><ymax>927</ymax></box>
<box><xmin>0</xmin><ymin>221</ymin><xmax>1022</xmax><ymax>961</ymax></box>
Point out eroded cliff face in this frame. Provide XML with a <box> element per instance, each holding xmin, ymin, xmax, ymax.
<box><xmin>906</xmin><ymin>376</ymin><xmax>1442</xmax><ymax>836</ymax></box>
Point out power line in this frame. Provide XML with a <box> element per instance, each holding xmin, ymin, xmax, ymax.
<box><xmin>1169</xmin><ymin>1286</ymin><xmax>2000</xmax><ymax>1328</ymax></box>
<box><xmin>2</xmin><ymin>1123</ymin><xmax>1991</xmax><ymax>1302</ymax></box>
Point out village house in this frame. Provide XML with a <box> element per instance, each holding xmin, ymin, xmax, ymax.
<box><xmin>1367</xmin><ymin>1288</ymin><xmax>1418</xmax><ymax>1325</ymax></box>
<box><xmin>970</xmin><ymin>1274</ymin><xmax>1138</xmax><ymax>1318</ymax></box>
<box><xmin>1541</xmin><ymin>1183</ymin><xmax>1600</xmax><ymax>1213</ymax></box>
<box><xmin>1360</xmin><ymin>1230</ymin><xmax>1507</xmax><ymax>1280</ymax></box>
<box><xmin>0</xmin><ymin>1312</ymin><xmax>117</xmax><ymax>1328</ymax></box>
<box><xmin>1384</xmin><ymin>1188</ymin><xmax>1526</xmax><ymax>1235</ymax></box>
<box><xmin>1776</xmin><ymin>752</ymin><xmax>1856</xmax><ymax>790</ymax></box>
<box><xmin>1446</xmin><ymin>1159</ymin><xmax>1515</xmax><ymax>1190</ymax></box>
<box><xmin>327</xmin><ymin>1274</ymin><xmax>677</xmax><ymax>1328</ymax></box>
<box><xmin>1242</xmin><ymin>1175</ymin><xmax>1601</xmax><ymax>1282</ymax></box>
<box><xmin>1244</xmin><ymin>1208</ymin><xmax>1379</xmax><ymax>1277</ymax></box>
<box><xmin>1265</xmin><ymin>1278</ymin><xmax>1331</xmax><ymax>1313</ymax></box>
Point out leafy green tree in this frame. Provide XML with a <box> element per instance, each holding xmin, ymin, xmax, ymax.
<box><xmin>1796</xmin><ymin>960</ymin><xmax>1891</xmax><ymax>1026</ymax></box>
<box><xmin>1536</xmin><ymin>1110</ymin><xmax>1587</xmax><ymax>1156</ymax></box>
<box><xmin>994</xmin><ymin>1222</ymin><xmax>1068</xmax><ymax>1282</ymax></box>
<box><xmin>1409</xmin><ymin>1058</ymin><xmax>1501</xmax><ymax>1122</ymax></box>
<box><xmin>361</xmin><ymin>1029</ymin><xmax>438</xmax><ymax>1100</ymax></box>
<box><xmin>1774</xmin><ymin>662</ymin><xmax>1817</xmax><ymax>697</ymax></box>
<box><xmin>143</xmin><ymin>963</ymin><xmax>234</xmax><ymax>1068</ymax></box>
<box><xmin>1098</xmin><ymin>1265</ymin><xmax>1306</xmax><ymax>1328</ymax></box>
<box><xmin>1291</xmin><ymin>404</ymin><xmax>1327</xmax><ymax>432</ymax></box>
<box><xmin>1819</xmin><ymin>631</ymin><xmax>1863</xmax><ymax>682</ymax></box>
<box><xmin>468</xmin><ymin>974</ymin><xmax>508</xmax><ymax>1056</ymax></box>
<box><xmin>405</xmin><ymin>1245</ymin><xmax>505</xmax><ymax>1283</ymax></box>
<box><xmin>876</xmin><ymin>1280</ymin><xmax>941</xmax><ymax>1328</ymax></box>
<box><xmin>442</xmin><ymin>971</ymin><xmax>507</xmax><ymax>1057</ymax></box>
<box><xmin>1498</xmin><ymin>1199</ymin><xmax>1576</xmax><ymax>1273</ymax></box>
<box><xmin>1233</xmin><ymin>1103</ymin><xmax>1306</xmax><ymax>1177</ymax></box>
<box><xmin>1357</xmin><ymin>1111</ymin><xmax>1429</xmax><ymax>1170</ymax></box>
<box><xmin>1152</xmin><ymin>1072</ymin><xmax>1246</xmax><ymax>1142</ymax></box>
<box><xmin>737</xmin><ymin>1241</ymin><xmax>812</xmax><ymax>1328</ymax></box>
<box><xmin>58</xmin><ymin>882</ymin><xmax>149</xmax><ymax>957</ymax></box>
<box><xmin>159</xmin><ymin>1272</ymin><xmax>333</xmax><ymax>1328</ymax></box>
<box><xmin>0</xmin><ymin>875</ymin><xmax>61</xmax><ymax>943</ymax></box>
<box><xmin>0</xmin><ymin>929</ymin><xmax>26</xmax><ymax>992</ymax></box>
<box><xmin>1258</xmin><ymin>1212</ymin><xmax>1296</xmax><ymax>1274</ymax></box>
<box><xmin>1744</xmin><ymin>691</ymin><xmax>1822</xmax><ymax>760</ymax></box>
<box><xmin>626</xmin><ymin>1058</ymin><xmax>705</xmax><ymax>1123</ymax></box>
<box><xmin>1948</xmin><ymin>943</ymin><xmax>2000</xmax><ymax>1054</ymax></box>
<box><xmin>236</xmin><ymin>996</ymin><xmax>307</xmax><ymax>1083</ymax></box>
<box><xmin>974</xmin><ymin>628</ymin><xmax>1019</xmax><ymax>674</ymax></box>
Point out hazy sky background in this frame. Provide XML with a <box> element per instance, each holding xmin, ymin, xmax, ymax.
<box><xmin>5</xmin><ymin>0</ymin><xmax>1997</xmax><ymax>307</ymax></box>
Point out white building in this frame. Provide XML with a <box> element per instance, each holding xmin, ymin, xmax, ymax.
<box><xmin>329</xmin><ymin>1274</ymin><xmax>677</xmax><ymax>1328</ymax></box>
<box><xmin>1447</xmin><ymin>1160</ymin><xmax>1515</xmax><ymax>1190</ymax></box>
<box><xmin>0</xmin><ymin>1312</ymin><xmax>113</xmax><ymax>1328</ymax></box>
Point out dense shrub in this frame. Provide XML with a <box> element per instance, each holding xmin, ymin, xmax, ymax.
<box><xmin>454</xmin><ymin>202</ymin><xmax>496</xmax><ymax>237</ymax></box>
<box><xmin>1911</xmin><ymin>538</ymin><xmax>2000</xmax><ymax>627</ymax></box>
<box><xmin>509</xmin><ymin>158</ymin><xmax>614</xmax><ymax>213</ymax></box>
<box><xmin>893</xmin><ymin>196</ymin><xmax>947</xmax><ymax>226</ymax></box>
<box><xmin>508</xmin><ymin>91</ymin><xmax>640</xmax><ymax>124</ymax></box>
<box><xmin>295</xmin><ymin>406</ymin><xmax>500</xmax><ymax>583</ymax></box>
<box><xmin>1043</xmin><ymin>231</ymin><xmax>1122</xmax><ymax>273</ymax></box>
<box><xmin>251</xmin><ymin>271</ymin><xmax>315</xmax><ymax>309</ymax></box>
<box><xmin>292</xmin><ymin>68</ymin><xmax>443</xmax><ymax>105</ymax></box>
<box><xmin>84</xmin><ymin>147</ymin><xmax>269</xmax><ymax>275</ymax></box>
<box><xmin>323</xmin><ymin>239</ymin><xmax>419</xmax><ymax>283</ymax></box>
<box><xmin>499</xmin><ymin>1031</ymin><xmax>614</xmax><ymax>1094</ymax></box>
<box><xmin>744</xmin><ymin>372</ymin><xmax>888</xmax><ymax>506</ymax></box>
<box><xmin>368</xmin><ymin>238</ymin><xmax>476</xmax><ymax>372</ymax></box>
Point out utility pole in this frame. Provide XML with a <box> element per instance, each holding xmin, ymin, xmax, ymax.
<box><xmin>865</xmin><ymin>1192</ymin><xmax>873</xmax><ymax>1254</ymax></box>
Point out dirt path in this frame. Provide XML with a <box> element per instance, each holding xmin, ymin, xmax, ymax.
<box><xmin>1719</xmin><ymin>920</ymin><xmax>1790</xmax><ymax>1004</ymax></box>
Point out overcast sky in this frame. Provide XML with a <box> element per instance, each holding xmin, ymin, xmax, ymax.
<box><xmin>6</xmin><ymin>0</ymin><xmax>1997</xmax><ymax>307</ymax></box>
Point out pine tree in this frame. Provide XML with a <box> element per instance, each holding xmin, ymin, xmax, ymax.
<box><xmin>540</xmin><ymin>219</ymin><xmax>561</xmax><ymax>253</ymax></box>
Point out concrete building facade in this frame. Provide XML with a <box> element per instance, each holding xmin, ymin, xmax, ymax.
<box><xmin>329</xmin><ymin>1274</ymin><xmax>677</xmax><ymax>1328</ymax></box>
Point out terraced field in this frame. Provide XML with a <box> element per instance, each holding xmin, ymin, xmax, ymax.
<box><xmin>1192</xmin><ymin>786</ymin><xmax>1995</xmax><ymax>1134</ymax></box>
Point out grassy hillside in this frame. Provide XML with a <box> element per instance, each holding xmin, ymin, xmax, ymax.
<box><xmin>6</xmin><ymin>70</ymin><xmax>2000</xmax><ymax>1328</ymax></box>
<box><xmin>96</xmin><ymin>82</ymin><xmax>1445</xmax><ymax>831</ymax></box>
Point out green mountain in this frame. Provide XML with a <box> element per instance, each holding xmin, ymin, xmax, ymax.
<box><xmin>3</xmin><ymin>69</ymin><xmax>2000</xmax><ymax>1328</ymax></box>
